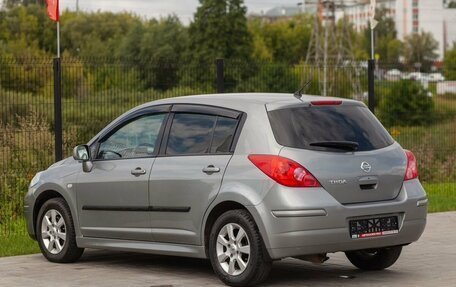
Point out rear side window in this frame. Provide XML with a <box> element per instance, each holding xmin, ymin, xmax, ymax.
<box><xmin>268</xmin><ymin>105</ymin><xmax>394</xmax><ymax>152</ymax></box>
<box><xmin>167</xmin><ymin>113</ymin><xmax>216</xmax><ymax>155</ymax></box>
<box><xmin>166</xmin><ymin>113</ymin><xmax>239</xmax><ymax>155</ymax></box>
<box><xmin>211</xmin><ymin>117</ymin><xmax>238</xmax><ymax>153</ymax></box>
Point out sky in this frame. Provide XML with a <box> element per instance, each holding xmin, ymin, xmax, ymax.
<box><xmin>59</xmin><ymin>0</ymin><xmax>304</xmax><ymax>24</ymax></box>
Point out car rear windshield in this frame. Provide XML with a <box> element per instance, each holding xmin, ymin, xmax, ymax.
<box><xmin>268</xmin><ymin>105</ymin><xmax>394</xmax><ymax>152</ymax></box>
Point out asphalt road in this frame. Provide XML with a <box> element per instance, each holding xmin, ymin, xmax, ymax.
<box><xmin>1</xmin><ymin>212</ymin><xmax>455</xmax><ymax>287</ymax></box>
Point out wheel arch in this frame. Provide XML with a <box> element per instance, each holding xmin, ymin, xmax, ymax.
<box><xmin>203</xmin><ymin>201</ymin><xmax>255</xmax><ymax>257</ymax></box>
<box><xmin>32</xmin><ymin>190</ymin><xmax>69</xmax><ymax>239</ymax></box>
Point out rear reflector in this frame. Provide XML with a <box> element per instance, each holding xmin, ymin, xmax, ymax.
<box><xmin>310</xmin><ymin>100</ymin><xmax>342</xmax><ymax>106</ymax></box>
<box><xmin>248</xmin><ymin>154</ymin><xmax>321</xmax><ymax>187</ymax></box>
<box><xmin>404</xmin><ymin>150</ymin><xmax>419</xmax><ymax>181</ymax></box>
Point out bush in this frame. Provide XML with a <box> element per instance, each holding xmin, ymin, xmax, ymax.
<box><xmin>0</xmin><ymin>111</ymin><xmax>78</xmax><ymax>223</ymax></box>
<box><xmin>235</xmin><ymin>63</ymin><xmax>300</xmax><ymax>93</ymax></box>
<box><xmin>378</xmin><ymin>80</ymin><xmax>434</xmax><ymax>127</ymax></box>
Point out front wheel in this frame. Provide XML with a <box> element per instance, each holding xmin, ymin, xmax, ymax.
<box><xmin>36</xmin><ymin>198</ymin><xmax>84</xmax><ymax>263</ymax></box>
<box><xmin>345</xmin><ymin>246</ymin><xmax>402</xmax><ymax>271</ymax></box>
<box><xmin>209</xmin><ymin>209</ymin><xmax>272</xmax><ymax>286</ymax></box>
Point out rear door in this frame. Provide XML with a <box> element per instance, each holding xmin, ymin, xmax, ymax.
<box><xmin>268</xmin><ymin>103</ymin><xmax>407</xmax><ymax>204</ymax></box>
<box><xmin>149</xmin><ymin>105</ymin><xmax>242</xmax><ymax>245</ymax></box>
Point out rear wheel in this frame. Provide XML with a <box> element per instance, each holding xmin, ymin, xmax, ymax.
<box><xmin>36</xmin><ymin>198</ymin><xmax>84</xmax><ymax>263</ymax></box>
<box><xmin>345</xmin><ymin>246</ymin><xmax>402</xmax><ymax>270</ymax></box>
<box><xmin>209</xmin><ymin>209</ymin><xmax>272</xmax><ymax>286</ymax></box>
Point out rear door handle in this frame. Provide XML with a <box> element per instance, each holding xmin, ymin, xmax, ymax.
<box><xmin>131</xmin><ymin>167</ymin><xmax>147</xmax><ymax>176</ymax></box>
<box><xmin>202</xmin><ymin>165</ymin><xmax>220</xmax><ymax>174</ymax></box>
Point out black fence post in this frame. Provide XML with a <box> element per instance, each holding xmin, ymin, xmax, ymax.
<box><xmin>216</xmin><ymin>58</ymin><xmax>224</xmax><ymax>93</ymax></box>
<box><xmin>367</xmin><ymin>59</ymin><xmax>375</xmax><ymax>113</ymax></box>
<box><xmin>53</xmin><ymin>57</ymin><xmax>63</xmax><ymax>162</ymax></box>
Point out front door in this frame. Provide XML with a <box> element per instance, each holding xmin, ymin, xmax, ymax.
<box><xmin>76</xmin><ymin>113</ymin><xmax>167</xmax><ymax>241</ymax></box>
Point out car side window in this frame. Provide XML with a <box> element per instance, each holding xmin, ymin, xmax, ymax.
<box><xmin>210</xmin><ymin>117</ymin><xmax>238</xmax><ymax>153</ymax></box>
<box><xmin>166</xmin><ymin>113</ymin><xmax>216</xmax><ymax>155</ymax></box>
<box><xmin>97</xmin><ymin>113</ymin><xmax>166</xmax><ymax>160</ymax></box>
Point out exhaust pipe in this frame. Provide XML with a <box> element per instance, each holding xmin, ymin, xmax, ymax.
<box><xmin>293</xmin><ymin>254</ymin><xmax>329</xmax><ymax>264</ymax></box>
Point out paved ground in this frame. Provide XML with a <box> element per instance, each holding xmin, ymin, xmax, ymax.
<box><xmin>0</xmin><ymin>212</ymin><xmax>455</xmax><ymax>287</ymax></box>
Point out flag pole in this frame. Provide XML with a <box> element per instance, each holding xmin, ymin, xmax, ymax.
<box><xmin>57</xmin><ymin>20</ymin><xmax>60</xmax><ymax>58</ymax></box>
<box><xmin>54</xmin><ymin>3</ymin><xmax>63</xmax><ymax>161</ymax></box>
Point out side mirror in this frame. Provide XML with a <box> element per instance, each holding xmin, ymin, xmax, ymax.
<box><xmin>73</xmin><ymin>145</ymin><xmax>93</xmax><ymax>173</ymax></box>
<box><xmin>73</xmin><ymin>145</ymin><xmax>90</xmax><ymax>161</ymax></box>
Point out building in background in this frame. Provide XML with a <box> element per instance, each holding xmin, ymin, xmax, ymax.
<box><xmin>249</xmin><ymin>6</ymin><xmax>301</xmax><ymax>22</ymax></box>
<box><xmin>250</xmin><ymin>1</ymin><xmax>455</xmax><ymax>59</ymax></box>
<box><xmin>338</xmin><ymin>0</ymin><xmax>455</xmax><ymax>59</ymax></box>
<box><xmin>398</xmin><ymin>0</ymin><xmax>456</xmax><ymax>58</ymax></box>
<box><xmin>335</xmin><ymin>0</ymin><xmax>396</xmax><ymax>32</ymax></box>
<box><xmin>249</xmin><ymin>2</ymin><xmax>317</xmax><ymax>22</ymax></box>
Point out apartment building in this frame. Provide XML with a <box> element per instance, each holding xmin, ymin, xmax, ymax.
<box><xmin>340</xmin><ymin>0</ymin><xmax>456</xmax><ymax>58</ymax></box>
<box><xmin>254</xmin><ymin>1</ymin><xmax>455</xmax><ymax>58</ymax></box>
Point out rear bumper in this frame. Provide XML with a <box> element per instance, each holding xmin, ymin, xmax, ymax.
<box><xmin>247</xmin><ymin>179</ymin><xmax>427</xmax><ymax>260</ymax></box>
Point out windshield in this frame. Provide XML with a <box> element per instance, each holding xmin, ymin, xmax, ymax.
<box><xmin>268</xmin><ymin>105</ymin><xmax>394</xmax><ymax>152</ymax></box>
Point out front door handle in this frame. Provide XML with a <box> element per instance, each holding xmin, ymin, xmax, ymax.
<box><xmin>131</xmin><ymin>167</ymin><xmax>147</xmax><ymax>176</ymax></box>
<box><xmin>202</xmin><ymin>165</ymin><xmax>220</xmax><ymax>174</ymax></box>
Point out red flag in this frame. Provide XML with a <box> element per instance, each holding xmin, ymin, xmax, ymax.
<box><xmin>45</xmin><ymin>0</ymin><xmax>59</xmax><ymax>22</ymax></box>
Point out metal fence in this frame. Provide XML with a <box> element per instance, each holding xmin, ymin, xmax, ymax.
<box><xmin>0</xmin><ymin>57</ymin><xmax>455</xmax><ymax>236</ymax></box>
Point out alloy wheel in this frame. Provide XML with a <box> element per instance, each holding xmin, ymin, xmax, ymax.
<box><xmin>41</xmin><ymin>209</ymin><xmax>66</xmax><ymax>254</ymax></box>
<box><xmin>216</xmin><ymin>223</ymin><xmax>251</xmax><ymax>276</ymax></box>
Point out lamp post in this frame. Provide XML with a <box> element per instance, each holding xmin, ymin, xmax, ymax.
<box><xmin>297</xmin><ymin>0</ymin><xmax>306</xmax><ymax>13</ymax></box>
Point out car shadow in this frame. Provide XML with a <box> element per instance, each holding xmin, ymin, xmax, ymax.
<box><xmin>75</xmin><ymin>250</ymin><xmax>400</xmax><ymax>286</ymax></box>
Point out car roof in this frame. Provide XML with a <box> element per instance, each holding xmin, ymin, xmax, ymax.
<box><xmin>88</xmin><ymin>93</ymin><xmax>365</xmax><ymax>146</ymax></box>
<box><xmin>144</xmin><ymin>93</ymin><xmax>364</xmax><ymax>111</ymax></box>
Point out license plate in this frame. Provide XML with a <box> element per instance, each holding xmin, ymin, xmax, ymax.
<box><xmin>349</xmin><ymin>216</ymin><xmax>399</xmax><ymax>239</ymax></box>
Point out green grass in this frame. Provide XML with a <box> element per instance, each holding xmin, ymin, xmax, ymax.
<box><xmin>386</xmin><ymin>94</ymin><xmax>456</xmax><ymax>183</ymax></box>
<box><xmin>0</xmin><ymin>183</ymin><xmax>454</xmax><ymax>258</ymax></box>
<box><xmin>392</xmin><ymin>94</ymin><xmax>456</xmax><ymax>152</ymax></box>
<box><xmin>0</xmin><ymin>218</ymin><xmax>40</xmax><ymax>257</ymax></box>
<box><xmin>0</xmin><ymin>234</ymin><xmax>40</xmax><ymax>257</ymax></box>
<box><xmin>423</xmin><ymin>182</ymin><xmax>456</xmax><ymax>213</ymax></box>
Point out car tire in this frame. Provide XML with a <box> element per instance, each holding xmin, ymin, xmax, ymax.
<box><xmin>345</xmin><ymin>246</ymin><xmax>402</xmax><ymax>271</ymax></box>
<box><xmin>208</xmin><ymin>209</ymin><xmax>272</xmax><ymax>286</ymax></box>
<box><xmin>36</xmin><ymin>198</ymin><xmax>84</xmax><ymax>263</ymax></box>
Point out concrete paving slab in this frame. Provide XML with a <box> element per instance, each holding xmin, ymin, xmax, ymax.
<box><xmin>0</xmin><ymin>212</ymin><xmax>455</xmax><ymax>287</ymax></box>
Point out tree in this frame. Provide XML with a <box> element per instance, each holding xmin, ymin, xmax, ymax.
<box><xmin>378</xmin><ymin>80</ymin><xmax>434</xmax><ymax>127</ymax></box>
<box><xmin>236</xmin><ymin>63</ymin><xmax>299</xmax><ymax>93</ymax></box>
<box><xmin>443</xmin><ymin>42</ymin><xmax>456</xmax><ymax>80</ymax></box>
<box><xmin>184</xmin><ymin>0</ymin><xmax>253</xmax><ymax>87</ymax></box>
<box><xmin>137</xmin><ymin>16</ymin><xmax>188</xmax><ymax>90</ymax></box>
<box><xmin>248</xmin><ymin>15</ymin><xmax>312</xmax><ymax>63</ymax></box>
<box><xmin>188</xmin><ymin>0</ymin><xmax>252</xmax><ymax>62</ymax></box>
<box><xmin>2</xmin><ymin>0</ymin><xmax>45</xmax><ymax>9</ymax></box>
<box><xmin>61</xmin><ymin>11</ymin><xmax>139</xmax><ymax>58</ymax></box>
<box><xmin>117</xmin><ymin>20</ymin><xmax>145</xmax><ymax>59</ymax></box>
<box><xmin>0</xmin><ymin>5</ymin><xmax>51</xmax><ymax>93</ymax></box>
<box><xmin>403</xmin><ymin>31</ymin><xmax>438</xmax><ymax>71</ymax></box>
<box><xmin>448</xmin><ymin>1</ymin><xmax>456</xmax><ymax>8</ymax></box>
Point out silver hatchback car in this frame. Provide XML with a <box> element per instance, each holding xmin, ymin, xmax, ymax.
<box><xmin>25</xmin><ymin>93</ymin><xmax>427</xmax><ymax>286</ymax></box>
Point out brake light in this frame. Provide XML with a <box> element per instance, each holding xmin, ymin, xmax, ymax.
<box><xmin>404</xmin><ymin>150</ymin><xmax>418</xmax><ymax>180</ymax></box>
<box><xmin>310</xmin><ymin>100</ymin><xmax>342</xmax><ymax>106</ymax></box>
<box><xmin>248</xmin><ymin>155</ymin><xmax>321</xmax><ymax>187</ymax></box>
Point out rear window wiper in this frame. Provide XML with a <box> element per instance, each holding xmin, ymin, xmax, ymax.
<box><xmin>309</xmin><ymin>141</ymin><xmax>359</xmax><ymax>151</ymax></box>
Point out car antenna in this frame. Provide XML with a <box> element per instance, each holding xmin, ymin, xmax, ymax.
<box><xmin>293</xmin><ymin>80</ymin><xmax>311</xmax><ymax>101</ymax></box>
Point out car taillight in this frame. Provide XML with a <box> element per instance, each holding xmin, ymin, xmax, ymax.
<box><xmin>310</xmin><ymin>100</ymin><xmax>342</xmax><ymax>106</ymax></box>
<box><xmin>248</xmin><ymin>155</ymin><xmax>321</xmax><ymax>187</ymax></box>
<box><xmin>404</xmin><ymin>150</ymin><xmax>418</xmax><ymax>180</ymax></box>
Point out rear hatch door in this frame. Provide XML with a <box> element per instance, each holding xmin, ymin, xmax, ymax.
<box><xmin>267</xmin><ymin>101</ymin><xmax>407</xmax><ymax>204</ymax></box>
